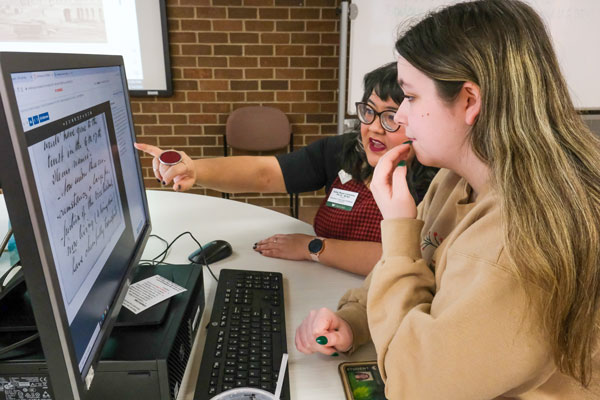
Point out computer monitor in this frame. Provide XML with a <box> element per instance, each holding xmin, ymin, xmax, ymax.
<box><xmin>0</xmin><ymin>52</ymin><xmax>151</xmax><ymax>399</ymax></box>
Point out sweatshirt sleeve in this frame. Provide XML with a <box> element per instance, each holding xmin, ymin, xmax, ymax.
<box><xmin>368</xmin><ymin>219</ymin><xmax>555</xmax><ymax>399</ymax></box>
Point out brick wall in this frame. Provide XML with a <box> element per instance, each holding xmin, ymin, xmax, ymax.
<box><xmin>132</xmin><ymin>0</ymin><xmax>342</xmax><ymax>215</ymax></box>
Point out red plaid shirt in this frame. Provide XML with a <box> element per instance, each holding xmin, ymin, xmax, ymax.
<box><xmin>313</xmin><ymin>176</ymin><xmax>382</xmax><ymax>242</ymax></box>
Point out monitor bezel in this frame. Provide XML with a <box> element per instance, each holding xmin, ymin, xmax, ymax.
<box><xmin>0</xmin><ymin>52</ymin><xmax>151</xmax><ymax>399</ymax></box>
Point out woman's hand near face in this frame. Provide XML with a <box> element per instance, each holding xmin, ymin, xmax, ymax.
<box><xmin>370</xmin><ymin>143</ymin><xmax>417</xmax><ymax>219</ymax></box>
<box><xmin>134</xmin><ymin>143</ymin><xmax>197</xmax><ymax>191</ymax></box>
<box><xmin>254</xmin><ymin>233</ymin><xmax>312</xmax><ymax>261</ymax></box>
<box><xmin>295</xmin><ymin>308</ymin><xmax>353</xmax><ymax>355</ymax></box>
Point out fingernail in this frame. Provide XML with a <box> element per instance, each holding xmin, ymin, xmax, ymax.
<box><xmin>258</xmin><ymin>251</ymin><xmax>262</xmax><ymax>255</ymax></box>
<box><xmin>156</xmin><ymin>179</ymin><xmax>161</xmax><ymax>183</ymax></box>
<box><xmin>253</xmin><ymin>244</ymin><xmax>257</xmax><ymax>249</ymax></box>
<box><xmin>331</xmin><ymin>352</ymin><xmax>339</xmax><ymax>357</ymax></box>
<box><xmin>162</xmin><ymin>181</ymin><xmax>166</xmax><ymax>185</ymax></box>
<box><xmin>402</xmin><ymin>140</ymin><xmax>413</xmax><ymax>145</ymax></box>
<box><xmin>397</xmin><ymin>160</ymin><xmax>406</xmax><ymax>167</ymax></box>
<box><xmin>316</xmin><ymin>336</ymin><xmax>328</xmax><ymax>345</ymax></box>
<box><xmin>176</xmin><ymin>185</ymin><xmax>181</xmax><ymax>191</ymax></box>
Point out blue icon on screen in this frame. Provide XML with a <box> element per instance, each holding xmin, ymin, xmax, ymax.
<box><xmin>39</xmin><ymin>112</ymin><xmax>49</xmax><ymax>123</ymax></box>
<box><xmin>28</xmin><ymin>117</ymin><xmax>33</xmax><ymax>126</ymax></box>
<box><xmin>32</xmin><ymin>115</ymin><xmax>39</xmax><ymax>124</ymax></box>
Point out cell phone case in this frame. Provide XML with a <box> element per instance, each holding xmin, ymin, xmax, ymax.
<box><xmin>338</xmin><ymin>360</ymin><xmax>387</xmax><ymax>400</ymax></box>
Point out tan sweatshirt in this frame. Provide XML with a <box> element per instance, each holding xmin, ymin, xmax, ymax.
<box><xmin>336</xmin><ymin>169</ymin><xmax>600</xmax><ymax>399</ymax></box>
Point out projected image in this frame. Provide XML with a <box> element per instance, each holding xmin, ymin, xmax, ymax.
<box><xmin>28</xmin><ymin>102</ymin><xmax>125</xmax><ymax>321</ymax></box>
<box><xmin>0</xmin><ymin>0</ymin><xmax>106</xmax><ymax>42</ymax></box>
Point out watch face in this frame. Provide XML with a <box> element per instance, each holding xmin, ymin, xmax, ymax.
<box><xmin>308</xmin><ymin>238</ymin><xmax>323</xmax><ymax>254</ymax></box>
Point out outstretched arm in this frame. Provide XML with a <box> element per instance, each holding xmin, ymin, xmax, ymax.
<box><xmin>134</xmin><ymin>142</ymin><xmax>287</xmax><ymax>193</ymax></box>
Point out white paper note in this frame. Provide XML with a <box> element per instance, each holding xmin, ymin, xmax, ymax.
<box><xmin>123</xmin><ymin>275</ymin><xmax>187</xmax><ymax>314</ymax></box>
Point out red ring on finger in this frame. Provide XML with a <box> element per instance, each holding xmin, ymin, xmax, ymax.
<box><xmin>159</xmin><ymin>150</ymin><xmax>182</xmax><ymax>166</ymax></box>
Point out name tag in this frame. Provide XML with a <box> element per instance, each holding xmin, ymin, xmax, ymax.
<box><xmin>326</xmin><ymin>188</ymin><xmax>359</xmax><ymax>211</ymax></box>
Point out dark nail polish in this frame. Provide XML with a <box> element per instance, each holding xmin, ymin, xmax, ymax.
<box><xmin>253</xmin><ymin>244</ymin><xmax>257</xmax><ymax>249</ymax></box>
<box><xmin>331</xmin><ymin>352</ymin><xmax>339</xmax><ymax>357</ymax></box>
<box><xmin>316</xmin><ymin>336</ymin><xmax>328</xmax><ymax>345</ymax></box>
<box><xmin>402</xmin><ymin>140</ymin><xmax>413</xmax><ymax>145</ymax></box>
<box><xmin>176</xmin><ymin>185</ymin><xmax>181</xmax><ymax>191</ymax></box>
<box><xmin>162</xmin><ymin>181</ymin><xmax>166</xmax><ymax>185</ymax></box>
<box><xmin>156</xmin><ymin>179</ymin><xmax>161</xmax><ymax>183</ymax></box>
<box><xmin>258</xmin><ymin>251</ymin><xmax>262</xmax><ymax>255</ymax></box>
<box><xmin>397</xmin><ymin>160</ymin><xmax>406</xmax><ymax>167</ymax></box>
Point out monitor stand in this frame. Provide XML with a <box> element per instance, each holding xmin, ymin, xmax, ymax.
<box><xmin>0</xmin><ymin>265</ymin><xmax>172</xmax><ymax>333</ymax></box>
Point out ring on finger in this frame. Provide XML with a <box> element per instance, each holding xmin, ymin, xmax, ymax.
<box><xmin>159</xmin><ymin>150</ymin><xmax>182</xmax><ymax>166</ymax></box>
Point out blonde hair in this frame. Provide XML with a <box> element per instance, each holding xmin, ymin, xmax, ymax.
<box><xmin>396</xmin><ymin>0</ymin><xmax>600</xmax><ymax>385</ymax></box>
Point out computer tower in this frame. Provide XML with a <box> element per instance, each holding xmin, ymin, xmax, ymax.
<box><xmin>0</xmin><ymin>264</ymin><xmax>204</xmax><ymax>400</ymax></box>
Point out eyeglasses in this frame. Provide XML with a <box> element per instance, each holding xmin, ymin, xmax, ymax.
<box><xmin>355</xmin><ymin>102</ymin><xmax>401</xmax><ymax>132</ymax></box>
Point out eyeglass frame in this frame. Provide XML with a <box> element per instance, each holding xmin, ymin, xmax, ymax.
<box><xmin>355</xmin><ymin>102</ymin><xmax>401</xmax><ymax>132</ymax></box>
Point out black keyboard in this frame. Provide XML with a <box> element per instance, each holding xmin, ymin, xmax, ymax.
<box><xmin>194</xmin><ymin>269</ymin><xmax>290</xmax><ymax>399</ymax></box>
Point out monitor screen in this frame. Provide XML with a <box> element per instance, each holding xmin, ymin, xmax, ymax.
<box><xmin>0</xmin><ymin>1</ymin><xmax>172</xmax><ymax>96</ymax></box>
<box><xmin>0</xmin><ymin>52</ymin><xmax>151</xmax><ymax>399</ymax></box>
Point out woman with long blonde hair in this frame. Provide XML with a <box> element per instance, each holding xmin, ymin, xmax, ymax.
<box><xmin>295</xmin><ymin>0</ymin><xmax>600</xmax><ymax>398</ymax></box>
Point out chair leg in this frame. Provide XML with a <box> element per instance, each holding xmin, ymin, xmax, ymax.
<box><xmin>289</xmin><ymin>193</ymin><xmax>299</xmax><ymax>219</ymax></box>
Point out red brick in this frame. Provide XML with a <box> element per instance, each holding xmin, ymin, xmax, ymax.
<box><xmin>307</xmin><ymin>21</ymin><xmax>336</xmax><ymax>31</ymax></box>
<box><xmin>261</xmin><ymin>33</ymin><xmax>289</xmax><ymax>44</ymax></box>
<box><xmin>275</xmin><ymin>68</ymin><xmax>303</xmax><ymax>79</ymax></box>
<box><xmin>217</xmin><ymin>91</ymin><xmax>245</xmax><ymax>102</ymax></box>
<box><xmin>171</xmin><ymin>56</ymin><xmax>197</xmax><ymax>67</ymax></box>
<box><xmin>290</xmin><ymin>57</ymin><xmax>318</xmax><ymax>67</ymax></box>
<box><xmin>247</xmin><ymin>92</ymin><xmax>274</xmax><ymax>101</ymax></box>
<box><xmin>244</xmin><ymin>0</ymin><xmax>273</xmax><ymax>5</ymax></box>
<box><xmin>294</xmin><ymin>124</ymin><xmax>320</xmax><ymax>134</ymax></box>
<box><xmin>205</xmin><ymin>125</ymin><xmax>226</xmax><ymax>135</ymax></box>
<box><xmin>306</xmin><ymin>0</ymin><xmax>335</xmax><ymax>6</ymax></box>
<box><xmin>275</xmin><ymin>45</ymin><xmax>303</xmax><ymax>56</ymax></box>
<box><xmin>321</xmin><ymin>57</ymin><xmax>338</xmax><ymax>68</ymax></box>
<box><xmin>260</xmin><ymin>57</ymin><xmax>288</xmax><ymax>67</ymax></box>
<box><xmin>290</xmin><ymin>8</ymin><xmax>320</xmax><ymax>19</ymax></box>
<box><xmin>174</xmin><ymin>125</ymin><xmax>204</xmax><ymax>135</ymax></box>
<box><xmin>276</xmin><ymin>91</ymin><xmax>304</xmax><ymax>102</ymax></box>
<box><xmin>307</xmin><ymin>114</ymin><xmax>333</xmax><ymax>123</ymax></box>
<box><xmin>187</xmin><ymin>91</ymin><xmax>216</xmax><ymax>102</ymax></box>
<box><xmin>261</xmin><ymin>80</ymin><xmax>289</xmax><ymax>90</ymax></box>
<box><xmin>159</xmin><ymin>114</ymin><xmax>188</xmax><ymax>124</ymax></box>
<box><xmin>215</xmin><ymin>68</ymin><xmax>244</xmax><ymax>79</ymax></box>
<box><xmin>291</xmin><ymin>33</ymin><xmax>319</xmax><ymax>43</ymax></box>
<box><xmin>173</xmin><ymin>103</ymin><xmax>202</xmax><ymax>113</ymax></box>
<box><xmin>276</xmin><ymin>21</ymin><xmax>304</xmax><ymax>32</ymax></box>
<box><xmin>181</xmin><ymin>20</ymin><xmax>211</xmax><ymax>30</ymax></box>
<box><xmin>259</xmin><ymin>8</ymin><xmax>289</xmax><ymax>19</ymax></box>
<box><xmin>133</xmin><ymin>114</ymin><xmax>157</xmax><ymax>125</ymax></box>
<box><xmin>321</xmin><ymin>8</ymin><xmax>337</xmax><ymax>19</ymax></box>
<box><xmin>142</xmin><ymin>103</ymin><xmax>172</xmax><ymax>113</ymax></box>
<box><xmin>245</xmin><ymin>21</ymin><xmax>274</xmax><ymax>32</ymax></box>
<box><xmin>229</xmin><ymin>33</ymin><xmax>259</xmax><ymax>43</ymax></box>
<box><xmin>189</xmin><ymin>114</ymin><xmax>218</xmax><ymax>124</ymax></box>
<box><xmin>159</xmin><ymin>136</ymin><xmax>189</xmax><ymax>146</ymax></box>
<box><xmin>306</xmin><ymin>69</ymin><xmax>334</xmax><ymax>79</ymax></box>
<box><xmin>321</xmin><ymin>33</ymin><xmax>338</xmax><ymax>44</ymax></box>
<box><xmin>180</xmin><ymin>0</ymin><xmax>211</xmax><ymax>4</ymax></box>
<box><xmin>320</xmin><ymin>103</ymin><xmax>337</xmax><ymax>113</ymax></box>
<box><xmin>170</xmin><ymin>32</ymin><xmax>196</xmax><ymax>43</ymax></box>
<box><xmin>306</xmin><ymin>91</ymin><xmax>334</xmax><ymax>101</ymax></box>
<box><xmin>228</xmin><ymin>7</ymin><xmax>258</xmax><ymax>19</ymax></box>
<box><xmin>196</xmin><ymin>32</ymin><xmax>228</xmax><ymax>43</ymax></box>
<box><xmin>275</xmin><ymin>0</ymin><xmax>304</xmax><ymax>5</ymax></box>
<box><xmin>144</xmin><ymin>125</ymin><xmax>173</xmax><ymax>135</ymax></box>
<box><xmin>245</xmin><ymin>68</ymin><xmax>274</xmax><ymax>79</ymax></box>
<box><xmin>199</xmin><ymin>80</ymin><xmax>229</xmax><ymax>90</ymax></box>
<box><xmin>245</xmin><ymin>45</ymin><xmax>273</xmax><ymax>56</ymax></box>
<box><xmin>195</xmin><ymin>7</ymin><xmax>227</xmax><ymax>18</ymax></box>
<box><xmin>189</xmin><ymin>136</ymin><xmax>219</xmax><ymax>146</ymax></box>
<box><xmin>320</xmin><ymin>80</ymin><xmax>337</xmax><ymax>90</ymax></box>
<box><xmin>181</xmin><ymin>45</ymin><xmax>212</xmax><ymax>55</ymax></box>
<box><xmin>214</xmin><ymin>45</ymin><xmax>243</xmax><ymax>56</ymax></box>
<box><xmin>169</xmin><ymin>7</ymin><xmax>195</xmax><ymax>18</ymax></box>
<box><xmin>230</xmin><ymin>56</ymin><xmax>258</xmax><ymax>67</ymax></box>
<box><xmin>231</xmin><ymin>80</ymin><xmax>259</xmax><ymax>90</ymax></box>
<box><xmin>292</xmin><ymin>102</ymin><xmax>319</xmax><ymax>113</ymax></box>
<box><xmin>214</xmin><ymin>0</ymin><xmax>242</xmax><ymax>5</ymax></box>
<box><xmin>213</xmin><ymin>20</ymin><xmax>243</xmax><ymax>31</ymax></box>
<box><xmin>197</xmin><ymin>56</ymin><xmax>228</xmax><ymax>67</ymax></box>
<box><xmin>183</xmin><ymin>68</ymin><xmax>213</xmax><ymax>79</ymax></box>
<box><xmin>290</xmin><ymin>80</ymin><xmax>318</xmax><ymax>90</ymax></box>
<box><xmin>306</xmin><ymin>45</ymin><xmax>334</xmax><ymax>56</ymax></box>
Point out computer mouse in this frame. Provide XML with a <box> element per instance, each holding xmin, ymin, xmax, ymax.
<box><xmin>188</xmin><ymin>240</ymin><xmax>232</xmax><ymax>265</ymax></box>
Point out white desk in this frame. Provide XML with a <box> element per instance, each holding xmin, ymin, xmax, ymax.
<box><xmin>0</xmin><ymin>191</ymin><xmax>376</xmax><ymax>399</ymax></box>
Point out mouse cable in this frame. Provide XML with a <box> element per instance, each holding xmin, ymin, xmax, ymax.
<box><xmin>0</xmin><ymin>332</ymin><xmax>40</xmax><ymax>359</ymax></box>
<box><xmin>140</xmin><ymin>232</ymin><xmax>218</xmax><ymax>283</ymax></box>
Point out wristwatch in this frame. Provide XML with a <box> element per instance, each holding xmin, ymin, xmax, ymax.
<box><xmin>308</xmin><ymin>237</ymin><xmax>326</xmax><ymax>262</ymax></box>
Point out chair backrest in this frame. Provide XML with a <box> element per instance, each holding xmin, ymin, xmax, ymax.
<box><xmin>225</xmin><ymin>106</ymin><xmax>291</xmax><ymax>151</ymax></box>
